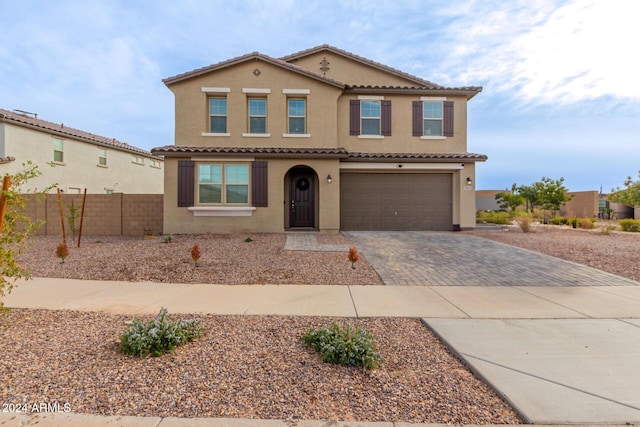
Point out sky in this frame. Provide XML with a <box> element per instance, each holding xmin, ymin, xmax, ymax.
<box><xmin>1</xmin><ymin>0</ymin><xmax>638</xmax><ymax>192</ymax></box>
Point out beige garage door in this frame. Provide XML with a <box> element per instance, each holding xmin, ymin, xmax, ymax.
<box><xmin>340</xmin><ymin>173</ymin><xmax>453</xmax><ymax>231</ymax></box>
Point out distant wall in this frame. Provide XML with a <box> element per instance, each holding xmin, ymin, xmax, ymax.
<box><xmin>476</xmin><ymin>190</ymin><xmax>503</xmax><ymax>211</ymax></box>
<box><xmin>22</xmin><ymin>193</ymin><xmax>163</xmax><ymax>236</ymax></box>
<box><xmin>560</xmin><ymin>191</ymin><xmax>599</xmax><ymax>218</ymax></box>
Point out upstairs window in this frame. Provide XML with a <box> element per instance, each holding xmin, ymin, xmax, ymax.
<box><xmin>361</xmin><ymin>100</ymin><xmax>381</xmax><ymax>135</ymax></box>
<box><xmin>413</xmin><ymin>99</ymin><xmax>454</xmax><ymax>138</ymax></box>
<box><xmin>98</xmin><ymin>149</ymin><xmax>107</xmax><ymax>166</ymax></box>
<box><xmin>209</xmin><ymin>97</ymin><xmax>227</xmax><ymax>133</ymax></box>
<box><xmin>248</xmin><ymin>98</ymin><xmax>267</xmax><ymax>133</ymax></box>
<box><xmin>133</xmin><ymin>155</ymin><xmax>145</xmax><ymax>165</ymax></box>
<box><xmin>287</xmin><ymin>99</ymin><xmax>306</xmax><ymax>134</ymax></box>
<box><xmin>349</xmin><ymin>99</ymin><xmax>391</xmax><ymax>137</ymax></box>
<box><xmin>53</xmin><ymin>138</ymin><xmax>64</xmax><ymax>163</ymax></box>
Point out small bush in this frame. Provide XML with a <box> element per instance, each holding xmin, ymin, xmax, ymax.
<box><xmin>549</xmin><ymin>216</ymin><xmax>568</xmax><ymax>225</ymax></box>
<box><xmin>302</xmin><ymin>322</ymin><xmax>383</xmax><ymax>370</ymax></box>
<box><xmin>120</xmin><ymin>307</ymin><xmax>202</xmax><ymax>357</ymax></box>
<box><xmin>163</xmin><ymin>235</ymin><xmax>173</xmax><ymax>244</ymax></box>
<box><xmin>580</xmin><ymin>218</ymin><xmax>595</xmax><ymax>230</ymax></box>
<box><xmin>619</xmin><ymin>219</ymin><xmax>640</xmax><ymax>232</ymax></box>
<box><xmin>477</xmin><ymin>210</ymin><xmax>510</xmax><ymax>225</ymax></box>
<box><xmin>599</xmin><ymin>224</ymin><xmax>617</xmax><ymax>235</ymax></box>
<box><xmin>516</xmin><ymin>214</ymin><xmax>536</xmax><ymax>233</ymax></box>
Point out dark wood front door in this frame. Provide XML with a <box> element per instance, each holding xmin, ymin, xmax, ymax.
<box><xmin>290</xmin><ymin>169</ymin><xmax>315</xmax><ymax>227</ymax></box>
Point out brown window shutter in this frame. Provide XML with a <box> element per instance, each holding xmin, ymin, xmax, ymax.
<box><xmin>443</xmin><ymin>101</ymin><xmax>454</xmax><ymax>137</ymax></box>
<box><xmin>349</xmin><ymin>100</ymin><xmax>360</xmax><ymax>135</ymax></box>
<box><xmin>381</xmin><ymin>100</ymin><xmax>392</xmax><ymax>136</ymax></box>
<box><xmin>251</xmin><ymin>160</ymin><xmax>268</xmax><ymax>207</ymax></box>
<box><xmin>412</xmin><ymin>101</ymin><xmax>423</xmax><ymax>136</ymax></box>
<box><xmin>177</xmin><ymin>160</ymin><xmax>195</xmax><ymax>207</ymax></box>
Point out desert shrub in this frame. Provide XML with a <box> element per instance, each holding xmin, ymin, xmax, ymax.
<box><xmin>516</xmin><ymin>213</ymin><xmax>536</xmax><ymax>233</ymax></box>
<box><xmin>549</xmin><ymin>216</ymin><xmax>568</xmax><ymax>225</ymax></box>
<box><xmin>580</xmin><ymin>218</ymin><xmax>595</xmax><ymax>230</ymax></box>
<box><xmin>477</xmin><ymin>210</ymin><xmax>510</xmax><ymax>225</ymax></box>
<box><xmin>302</xmin><ymin>322</ymin><xmax>383</xmax><ymax>370</ymax></box>
<box><xmin>619</xmin><ymin>219</ymin><xmax>640</xmax><ymax>232</ymax></box>
<box><xmin>120</xmin><ymin>308</ymin><xmax>202</xmax><ymax>357</ymax></box>
<box><xmin>599</xmin><ymin>224</ymin><xmax>617</xmax><ymax>235</ymax></box>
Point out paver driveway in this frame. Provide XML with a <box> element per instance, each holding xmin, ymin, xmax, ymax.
<box><xmin>345</xmin><ymin>231</ymin><xmax>640</xmax><ymax>287</ymax></box>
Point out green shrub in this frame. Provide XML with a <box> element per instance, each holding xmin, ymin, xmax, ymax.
<box><xmin>120</xmin><ymin>307</ymin><xmax>202</xmax><ymax>357</ymax></box>
<box><xmin>549</xmin><ymin>216</ymin><xmax>568</xmax><ymax>225</ymax></box>
<box><xmin>619</xmin><ymin>219</ymin><xmax>640</xmax><ymax>232</ymax></box>
<box><xmin>476</xmin><ymin>210</ymin><xmax>511</xmax><ymax>225</ymax></box>
<box><xmin>302</xmin><ymin>322</ymin><xmax>383</xmax><ymax>370</ymax></box>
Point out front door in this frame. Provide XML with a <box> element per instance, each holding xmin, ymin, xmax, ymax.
<box><xmin>290</xmin><ymin>168</ymin><xmax>315</xmax><ymax>227</ymax></box>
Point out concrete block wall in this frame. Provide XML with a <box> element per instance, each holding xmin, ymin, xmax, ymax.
<box><xmin>18</xmin><ymin>194</ymin><xmax>162</xmax><ymax>237</ymax></box>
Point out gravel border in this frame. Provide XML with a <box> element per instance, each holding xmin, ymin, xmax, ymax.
<box><xmin>0</xmin><ymin>309</ymin><xmax>521</xmax><ymax>424</ymax></box>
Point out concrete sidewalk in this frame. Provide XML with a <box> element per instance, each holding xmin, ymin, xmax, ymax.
<box><xmin>3</xmin><ymin>277</ymin><xmax>640</xmax><ymax>425</ymax></box>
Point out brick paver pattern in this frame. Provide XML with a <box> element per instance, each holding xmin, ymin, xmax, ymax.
<box><xmin>345</xmin><ymin>231</ymin><xmax>640</xmax><ymax>287</ymax></box>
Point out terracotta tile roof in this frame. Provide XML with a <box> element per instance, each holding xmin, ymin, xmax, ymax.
<box><xmin>281</xmin><ymin>44</ymin><xmax>443</xmax><ymax>89</ymax></box>
<box><xmin>0</xmin><ymin>156</ymin><xmax>16</xmax><ymax>164</ymax></box>
<box><xmin>347</xmin><ymin>152</ymin><xmax>488</xmax><ymax>162</ymax></box>
<box><xmin>151</xmin><ymin>145</ymin><xmax>349</xmax><ymax>158</ymax></box>
<box><xmin>162</xmin><ymin>52</ymin><xmax>345</xmax><ymax>88</ymax></box>
<box><xmin>0</xmin><ymin>109</ymin><xmax>157</xmax><ymax>158</ymax></box>
<box><xmin>346</xmin><ymin>85</ymin><xmax>483</xmax><ymax>98</ymax></box>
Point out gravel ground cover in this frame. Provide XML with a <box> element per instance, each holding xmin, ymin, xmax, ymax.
<box><xmin>17</xmin><ymin>233</ymin><xmax>383</xmax><ymax>285</ymax></box>
<box><xmin>0</xmin><ymin>309</ymin><xmax>521</xmax><ymax>424</ymax></box>
<box><xmin>468</xmin><ymin>226</ymin><xmax>640</xmax><ymax>282</ymax></box>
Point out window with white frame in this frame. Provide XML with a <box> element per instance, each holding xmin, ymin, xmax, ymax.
<box><xmin>53</xmin><ymin>138</ymin><xmax>64</xmax><ymax>163</ymax></box>
<box><xmin>133</xmin><ymin>155</ymin><xmax>145</xmax><ymax>165</ymax></box>
<box><xmin>248</xmin><ymin>98</ymin><xmax>267</xmax><ymax>133</ymax></box>
<box><xmin>360</xmin><ymin>100</ymin><xmax>381</xmax><ymax>135</ymax></box>
<box><xmin>423</xmin><ymin>102</ymin><xmax>443</xmax><ymax>136</ymax></box>
<box><xmin>98</xmin><ymin>149</ymin><xmax>107</xmax><ymax>166</ymax></box>
<box><xmin>209</xmin><ymin>97</ymin><xmax>227</xmax><ymax>133</ymax></box>
<box><xmin>287</xmin><ymin>99</ymin><xmax>306</xmax><ymax>134</ymax></box>
<box><xmin>198</xmin><ymin>163</ymin><xmax>249</xmax><ymax>204</ymax></box>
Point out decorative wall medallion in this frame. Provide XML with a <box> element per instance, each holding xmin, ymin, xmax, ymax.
<box><xmin>253</xmin><ymin>68</ymin><xmax>261</xmax><ymax>76</ymax></box>
<box><xmin>319</xmin><ymin>56</ymin><xmax>330</xmax><ymax>75</ymax></box>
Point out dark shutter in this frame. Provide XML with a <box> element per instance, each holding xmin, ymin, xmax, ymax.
<box><xmin>251</xmin><ymin>160</ymin><xmax>268</xmax><ymax>207</ymax></box>
<box><xmin>349</xmin><ymin>100</ymin><xmax>360</xmax><ymax>135</ymax></box>
<box><xmin>443</xmin><ymin>101</ymin><xmax>454</xmax><ymax>137</ymax></box>
<box><xmin>177</xmin><ymin>160</ymin><xmax>195</xmax><ymax>207</ymax></box>
<box><xmin>381</xmin><ymin>100</ymin><xmax>392</xmax><ymax>136</ymax></box>
<box><xmin>412</xmin><ymin>101</ymin><xmax>423</xmax><ymax>137</ymax></box>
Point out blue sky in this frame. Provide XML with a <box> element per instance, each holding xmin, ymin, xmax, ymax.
<box><xmin>1</xmin><ymin>0</ymin><xmax>638</xmax><ymax>191</ymax></box>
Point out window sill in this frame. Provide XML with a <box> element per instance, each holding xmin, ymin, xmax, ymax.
<box><xmin>132</xmin><ymin>162</ymin><xmax>145</xmax><ymax>166</ymax></box>
<box><xmin>420</xmin><ymin>136</ymin><xmax>446</xmax><ymax>140</ymax></box>
<box><xmin>202</xmin><ymin>132</ymin><xmax>231</xmax><ymax>137</ymax></box>
<box><xmin>51</xmin><ymin>161</ymin><xmax>65</xmax><ymax>166</ymax></box>
<box><xmin>282</xmin><ymin>133</ymin><xmax>310</xmax><ymax>138</ymax></box>
<box><xmin>242</xmin><ymin>133</ymin><xmax>271</xmax><ymax>138</ymax></box>
<box><xmin>188</xmin><ymin>206</ymin><xmax>256</xmax><ymax>217</ymax></box>
<box><xmin>357</xmin><ymin>135</ymin><xmax>384</xmax><ymax>139</ymax></box>
<box><xmin>97</xmin><ymin>164</ymin><xmax>108</xmax><ymax>168</ymax></box>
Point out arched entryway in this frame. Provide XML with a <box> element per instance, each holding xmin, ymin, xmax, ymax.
<box><xmin>286</xmin><ymin>166</ymin><xmax>318</xmax><ymax>228</ymax></box>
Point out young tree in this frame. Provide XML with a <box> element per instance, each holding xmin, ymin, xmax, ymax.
<box><xmin>535</xmin><ymin>176</ymin><xmax>573</xmax><ymax>219</ymax></box>
<box><xmin>0</xmin><ymin>162</ymin><xmax>52</xmax><ymax>312</ymax></box>
<box><xmin>495</xmin><ymin>183</ymin><xmax>525</xmax><ymax>216</ymax></box>
<box><xmin>609</xmin><ymin>171</ymin><xmax>640</xmax><ymax>207</ymax></box>
<box><xmin>517</xmin><ymin>184</ymin><xmax>540</xmax><ymax>213</ymax></box>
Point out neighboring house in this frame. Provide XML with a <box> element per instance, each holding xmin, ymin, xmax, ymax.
<box><xmin>153</xmin><ymin>45</ymin><xmax>485</xmax><ymax>233</ymax></box>
<box><xmin>0</xmin><ymin>109</ymin><xmax>163</xmax><ymax>194</ymax></box>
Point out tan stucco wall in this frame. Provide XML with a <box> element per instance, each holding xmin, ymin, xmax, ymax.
<box><xmin>169</xmin><ymin>60</ymin><xmax>343</xmax><ymax>148</ymax></box>
<box><xmin>162</xmin><ymin>157</ymin><xmax>341</xmax><ymax>234</ymax></box>
<box><xmin>458</xmin><ymin>163</ymin><xmax>477</xmax><ymax>229</ymax></box>
<box><xmin>0</xmin><ymin>123</ymin><xmax>163</xmax><ymax>194</ymax></box>
<box><xmin>560</xmin><ymin>191</ymin><xmax>599</xmax><ymax>218</ymax></box>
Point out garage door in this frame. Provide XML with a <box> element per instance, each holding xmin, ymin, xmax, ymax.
<box><xmin>340</xmin><ymin>173</ymin><xmax>452</xmax><ymax>231</ymax></box>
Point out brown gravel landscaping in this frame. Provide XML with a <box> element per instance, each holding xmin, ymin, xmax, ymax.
<box><xmin>0</xmin><ymin>309</ymin><xmax>521</xmax><ymax>424</ymax></box>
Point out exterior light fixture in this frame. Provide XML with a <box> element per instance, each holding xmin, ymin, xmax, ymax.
<box><xmin>327</xmin><ymin>174</ymin><xmax>332</xmax><ymax>183</ymax></box>
<box><xmin>466</xmin><ymin>177</ymin><xmax>472</xmax><ymax>185</ymax></box>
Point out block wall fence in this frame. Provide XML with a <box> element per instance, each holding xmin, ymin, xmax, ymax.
<box><xmin>22</xmin><ymin>194</ymin><xmax>163</xmax><ymax>237</ymax></box>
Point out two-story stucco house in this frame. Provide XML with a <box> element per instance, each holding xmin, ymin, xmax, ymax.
<box><xmin>0</xmin><ymin>109</ymin><xmax>163</xmax><ymax>194</ymax></box>
<box><xmin>153</xmin><ymin>45</ymin><xmax>485</xmax><ymax>233</ymax></box>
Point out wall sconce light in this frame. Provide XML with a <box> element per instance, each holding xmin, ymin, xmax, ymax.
<box><xmin>466</xmin><ymin>177</ymin><xmax>472</xmax><ymax>185</ymax></box>
<box><xmin>327</xmin><ymin>174</ymin><xmax>332</xmax><ymax>184</ymax></box>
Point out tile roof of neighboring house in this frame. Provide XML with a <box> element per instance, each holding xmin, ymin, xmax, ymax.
<box><xmin>0</xmin><ymin>156</ymin><xmax>16</xmax><ymax>164</ymax></box>
<box><xmin>280</xmin><ymin>44</ymin><xmax>444</xmax><ymax>89</ymax></box>
<box><xmin>0</xmin><ymin>109</ymin><xmax>158</xmax><ymax>158</ymax></box>
<box><xmin>151</xmin><ymin>146</ymin><xmax>349</xmax><ymax>158</ymax></box>
<box><xmin>162</xmin><ymin>52</ymin><xmax>346</xmax><ymax>88</ymax></box>
<box><xmin>347</xmin><ymin>152</ymin><xmax>488</xmax><ymax>162</ymax></box>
